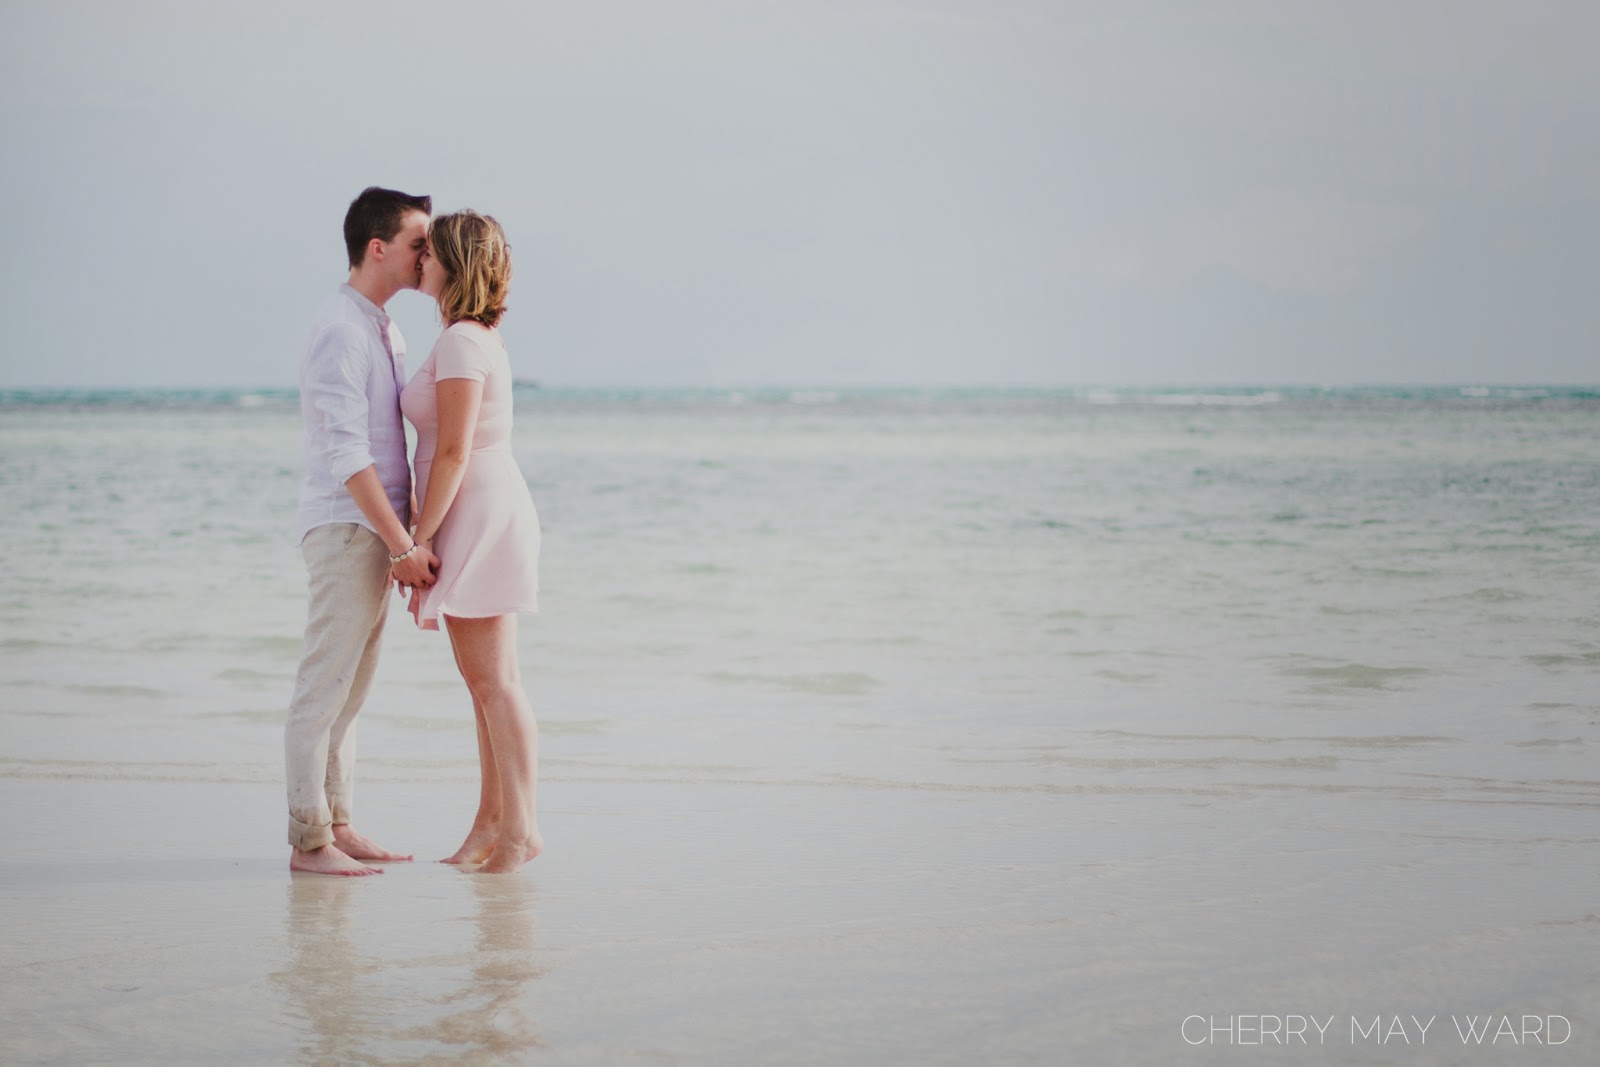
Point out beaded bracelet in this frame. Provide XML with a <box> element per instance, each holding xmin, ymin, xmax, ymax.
<box><xmin>389</xmin><ymin>543</ymin><xmax>420</xmax><ymax>564</ymax></box>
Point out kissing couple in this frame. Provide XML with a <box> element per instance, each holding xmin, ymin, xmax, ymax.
<box><xmin>284</xmin><ymin>186</ymin><xmax>543</xmax><ymax>876</ymax></box>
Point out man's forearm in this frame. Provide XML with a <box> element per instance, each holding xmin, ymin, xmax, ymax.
<box><xmin>344</xmin><ymin>465</ymin><xmax>412</xmax><ymax>555</ymax></box>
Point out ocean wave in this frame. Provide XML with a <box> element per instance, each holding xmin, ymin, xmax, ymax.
<box><xmin>1278</xmin><ymin>662</ymin><xmax>1430</xmax><ymax>690</ymax></box>
<box><xmin>66</xmin><ymin>684</ymin><xmax>168</xmax><ymax>699</ymax></box>
<box><xmin>704</xmin><ymin>671</ymin><xmax>882</xmax><ymax>695</ymax></box>
<box><xmin>1528</xmin><ymin>651</ymin><xmax>1600</xmax><ymax>669</ymax></box>
<box><xmin>6</xmin><ymin>384</ymin><xmax>1599</xmax><ymax>415</ymax></box>
<box><xmin>1085</xmin><ymin>731</ymin><xmax>1461</xmax><ymax>748</ymax></box>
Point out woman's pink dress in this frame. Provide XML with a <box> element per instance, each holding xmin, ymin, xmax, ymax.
<box><xmin>399</xmin><ymin>322</ymin><xmax>540</xmax><ymax>630</ymax></box>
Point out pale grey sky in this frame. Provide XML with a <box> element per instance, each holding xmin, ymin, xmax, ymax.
<box><xmin>1</xmin><ymin>0</ymin><xmax>1595</xmax><ymax>388</ymax></box>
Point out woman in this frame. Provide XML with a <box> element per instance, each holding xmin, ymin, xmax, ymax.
<box><xmin>399</xmin><ymin>210</ymin><xmax>543</xmax><ymax>873</ymax></box>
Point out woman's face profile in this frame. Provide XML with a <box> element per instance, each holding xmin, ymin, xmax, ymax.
<box><xmin>419</xmin><ymin>238</ymin><xmax>447</xmax><ymax>300</ymax></box>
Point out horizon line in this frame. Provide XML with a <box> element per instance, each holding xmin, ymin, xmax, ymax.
<box><xmin>4</xmin><ymin>381</ymin><xmax>1600</xmax><ymax>394</ymax></box>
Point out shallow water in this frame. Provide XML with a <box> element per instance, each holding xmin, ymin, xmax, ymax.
<box><xmin>6</xmin><ymin>387</ymin><xmax>1599</xmax><ymax>795</ymax></box>
<box><xmin>2</xmin><ymin>386</ymin><xmax>1598</xmax><ymax>1063</ymax></box>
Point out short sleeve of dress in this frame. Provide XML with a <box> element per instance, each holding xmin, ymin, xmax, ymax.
<box><xmin>435</xmin><ymin>327</ymin><xmax>492</xmax><ymax>383</ymax></box>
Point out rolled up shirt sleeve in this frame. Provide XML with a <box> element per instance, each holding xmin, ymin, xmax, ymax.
<box><xmin>303</xmin><ymin>323</ymin><xmax>377</xmax><ymax>484</ymax></box>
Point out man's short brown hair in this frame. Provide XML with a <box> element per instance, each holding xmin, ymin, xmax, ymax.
<box><xmin>343</xmin><ymin>187</ymin><xmax>432</xmax><ymax>268</ymax></box>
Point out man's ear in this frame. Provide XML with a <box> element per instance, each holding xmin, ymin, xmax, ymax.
<box><xmin>368</xmin><ymin>237</ymin><xmax>386</xmax><ymax>263</ymax></box>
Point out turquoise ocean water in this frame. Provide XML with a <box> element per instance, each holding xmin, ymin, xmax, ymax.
<box><xmin>5</xmin><ymin>384</ymin><xmax>1598</xmax><ymax>773</ymax></box>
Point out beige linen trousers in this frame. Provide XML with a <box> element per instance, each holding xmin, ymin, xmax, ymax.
<box><xmin>284</xmin><ymin>522</ymin><xmax>391</xmax><ymax>850</ymax></box>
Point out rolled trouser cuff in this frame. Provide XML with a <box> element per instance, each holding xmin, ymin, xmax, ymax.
<box><xmin>289</xmin><ymin>813</ymin><xmax>335</xmax><ymax>851</ymax></box>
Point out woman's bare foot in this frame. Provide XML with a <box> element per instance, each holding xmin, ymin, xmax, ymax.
<box><xmin>290</xmin><ymin>844</ymin><xmax>382</xmax><ymax>876</ymax></box>
<box><xmin>440</xmin><ymin>825</ymin><xmax>499</xmax><ymax>865</ymax></box>
<box><xmin>332</xmin><ymin>825</ymin><xmax>414</xmax><ymax>862</ymax></box>
<box><xmin>475</xmin><ymin>834</ymin><xmax>543</xmax><ymax>874</ymax></box>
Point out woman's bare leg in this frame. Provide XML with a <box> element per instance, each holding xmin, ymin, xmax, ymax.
<box><xmin>440</xmin><ymin>695</ymin><xmax>502</xmax><ymax>863</ymax></box>
<box><xmin>443</xmin><ymin>613</ymin><xmax>542</xmax><ymax>873</ymax></box>
<box><xmin>441</xmin><ymin>622</ymin><xmax>503</xmax><ymax>863</ymax></box>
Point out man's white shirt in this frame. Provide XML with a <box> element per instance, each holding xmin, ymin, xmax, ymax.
<box><xmin>295</xmin><ymin>284</ymin><xmax>411</xmax><ymax>544</ymax></box>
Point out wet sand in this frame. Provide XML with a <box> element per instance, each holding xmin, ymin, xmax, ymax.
<box><xmin>2</xmin><ymin>772</ymin><xmax>1597</xmax><ymax>1065</ymax></box>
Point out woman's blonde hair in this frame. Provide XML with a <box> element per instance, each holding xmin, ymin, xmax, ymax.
<box><xmin>429</xmin><ymin>211</ymin><xmax>512</xmax><ymax>327</ymax></box>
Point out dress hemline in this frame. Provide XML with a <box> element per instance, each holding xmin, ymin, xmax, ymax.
<box><xmin>416</xmin><ymin>602</ymin><xmax>541</xmax><ymax>631</ymax></box>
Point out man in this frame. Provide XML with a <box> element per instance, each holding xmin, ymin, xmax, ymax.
<box><xmin>286</xmin><ymin>186</ymin><xmax>440</xmax><ymax>876</ymax></box>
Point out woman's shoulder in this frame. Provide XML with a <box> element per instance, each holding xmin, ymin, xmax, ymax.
<box><xmin>445</xmin><ymin>321</ymin><xmax>505</xmax><ymax>347</ymax></box>
<box><xmin>434</xmin><ymin>321</ymin><xmax>507</xmax><ymax>380</ymax></box>
<box><xmin>433</xmin><ymin>322</ymin><xmax>500</xmax><ymax>355</ymax></box>
<box><xmin>444</xmin><ymin>323</ymin><xmax>509</xmax><ymax>367</ymax></box>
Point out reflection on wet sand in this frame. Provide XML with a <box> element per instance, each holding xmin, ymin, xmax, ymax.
<box><xmin>274</xmin><ymin>873</ymin><xmax>544</xmax><ymax>1064</ymax></box>
<box><xmin>275</xmin><ymin>876</ymin><xmax>365</xmax><ymax>1066</ymax></box>
<box><xmin>411</xmin><ymin>875</ymin><xmax>545</xmax><ymax>1059</ymax></box>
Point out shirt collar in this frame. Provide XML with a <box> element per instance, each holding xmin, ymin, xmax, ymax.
<box><xmin>340</xmin><ymin>283</ymin><xmax>389</xmax><ymax>324</ymax></box>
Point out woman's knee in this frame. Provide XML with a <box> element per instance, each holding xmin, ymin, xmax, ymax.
<box><xmin>459</xmin><ymin>667</ymin><xmax>522</xmax><ymax>705</ymax></box>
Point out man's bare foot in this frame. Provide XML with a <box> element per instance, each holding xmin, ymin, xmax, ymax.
<box><xmin>290</xmin><ymin>844</ymin><xmax>382</xmax><ymax>877</ymax></box>
<box><xmin>475</xmin><ymin>833</ymin><xmax>543</xmax><ymax>874</ymax></box>
<box><xmin>440</xmin><ymin>826</ymin><xmax>499</xmax><ymax>865</ymax></box>
<box><xmin>332</xmin><ymin>824</ymin><xmax>414</xmax><ymax>862</ymax></box>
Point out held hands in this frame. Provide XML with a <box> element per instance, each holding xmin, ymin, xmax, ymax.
<box><xmin>391</xmin><ymin>540</ymin><xmax>440</xmax><ymax>590</ymax></box>
<box><xmin>400</xmin><ymin>536</ymin><xmax>437</xmax><ymax>623</ymax></box>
